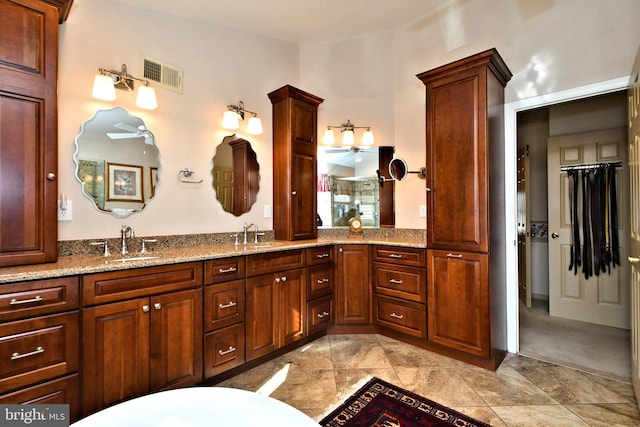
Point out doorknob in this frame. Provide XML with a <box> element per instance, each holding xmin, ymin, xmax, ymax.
<box><xmin>551</xmin><ymin>233</ymin><xmax>559</xmax><ymax>239</ymax></box>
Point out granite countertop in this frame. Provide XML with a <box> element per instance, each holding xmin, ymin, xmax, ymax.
<box><xmin>0</xmin><ymin>233</ymin><xmax>426</xmax><ymax>284</ymax></box>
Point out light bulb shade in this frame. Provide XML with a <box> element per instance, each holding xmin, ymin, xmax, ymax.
<box><xmin>136</xmin><ymin>85</ymin><xmax>158</xmax><ymax>110</ymax></box>
<box><xmin>247</xmin><ymin>116</ymin><xmax>263</xmax><ymax>135</ymax></box>
<box><xmin>92</xmin><ymin>73</ymin><xmax>116</xmax><ymax>101</ymax></box>
<box><xmin>361</xmin><ymin>130</ymin><xmax>375</xmax><ymax>145</ymax></box>
<box><xmin>323</xmin><ymin>129</ymin><xmax>335</xmax><ymax>145</ymax></box>
<box><xmin>222</xmin><ymin>110</ymin><xmax>240</xmax><ymax>130</ymax></box>
<box><xmin>342</xmin><ymin>130</ymin><xmax>355</xmax><ymax>146</ymax></box>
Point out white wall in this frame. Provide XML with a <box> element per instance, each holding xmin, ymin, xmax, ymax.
<box><xmin>57</xmin><ymin>0</ymin><xmax>640</xmax><ymax>240</ymax></box>
<box><xmin>57</xmin><ymin>0</ymin><xmax>299</xmax><ymax>240</ymax></box>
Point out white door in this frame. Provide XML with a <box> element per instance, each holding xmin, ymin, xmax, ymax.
<box><xmin>548</xmin><ymin>128</ymin><xmax>629</xmax><ymax>328</ymax></box>
<box><xmin>628</xmin><ymin>62</ymin><xmax>640</xmax><ymax>406</ymax></box>
<box><xmin>517</xmin><ymin>145</ymin><xmax>531</xmax><ymax>308</ymax></box>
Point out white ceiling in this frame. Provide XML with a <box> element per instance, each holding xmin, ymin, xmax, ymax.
<box><xmin>109</xmin><ymin>0</ymin><xmax>447</xmax><ymax>44</ymax></box>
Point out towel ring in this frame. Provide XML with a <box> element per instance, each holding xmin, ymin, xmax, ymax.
<box><xmin>177</xmin><ymin>168</ymin><xmax>203</xmax><ymax>184</ymax></box>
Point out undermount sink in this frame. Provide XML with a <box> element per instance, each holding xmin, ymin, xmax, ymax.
<box><xmin>112</xmin><ymin>256</ymin><xmax>160</xmax><ymax>263</ymax></box>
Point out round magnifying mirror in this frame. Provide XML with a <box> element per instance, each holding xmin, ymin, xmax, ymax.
<box><xmin>388</xmin><ymin>158</ymin><xmax>408</xmax><ymax>181</ymax></box>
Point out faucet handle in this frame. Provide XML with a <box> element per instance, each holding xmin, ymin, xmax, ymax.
<box><xmin>141</xmin><ymin>239</ymin><xmax>157</xmax><ymax>254</ymax></box>
<box><xmin>232</xmin><ymin>233</ymin><xmax>239</xmax><ymax>245</ymax></box>
<box><xmin>91</xmin><ymin>241</ymin><xmax>110</xmax><ymax>257</ymax></box>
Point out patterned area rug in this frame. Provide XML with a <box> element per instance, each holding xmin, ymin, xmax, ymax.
<box><xmin>320</xmin><ymin>377</ymin><xmax>491</xmax><ymax>427</ymax></box>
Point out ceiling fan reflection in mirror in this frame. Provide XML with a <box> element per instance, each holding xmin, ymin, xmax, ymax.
<box><xmin>107</xmin><ymin>122</ymin><xmax>153</xmax><ymax>144</ymax></box>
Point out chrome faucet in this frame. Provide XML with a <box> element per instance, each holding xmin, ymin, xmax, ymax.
<box><xmin>120</xmin><ymin>224</ymin><xmax>135</xmax><ymax>255</ymax></box>
<box><xmin>242</xmin><ymin>222</ymin><xmax>255</xmax><ymax>245</ymax></box>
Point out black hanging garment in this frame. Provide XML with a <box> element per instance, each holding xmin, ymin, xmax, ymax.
<box><xmin>589</xmin><ymin>168</ymin><xmax>603</xmax><ymax>276</ymax></box>
<box><xmin>608</xmin><ymin>165</ymin><xmax>620</xmax><ymax>267</ymax></box>
<box><xmin>568</xmin><ymin>171</ymin><xmax>581</xmax><ymax>273</ymax></box>
<box><xmin>581</xmin><ymin>170</ymin><xmax>592</xmax><ymax>279</ymax></box>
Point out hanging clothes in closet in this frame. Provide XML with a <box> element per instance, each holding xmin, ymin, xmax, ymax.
<box><xmin>566</xmin><ymin>163</ymin><xmax>621</xmax><ymax>279</ymax></box>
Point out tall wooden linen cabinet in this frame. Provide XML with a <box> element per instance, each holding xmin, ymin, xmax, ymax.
<box><xmin>417</xmin><ymin>49</ymin><xmax>512</xmax><ymax>370</ymax></box>
<box><xmin>0</xmin><ymin>0</ymin><xmax>73</xmax><ymax>267</ymax></box>
<box><xmin>268</xmin><ymin>85</ymin><xmax>324</xmax><ymax>240</ymax></box>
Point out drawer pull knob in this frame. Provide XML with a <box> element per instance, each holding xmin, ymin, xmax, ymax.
<box><xmin>447</xmin><ymin>253</ymin><xmax>463</xmax><ymax>258</ymax></box>
<box><xmin>388</xmin><ymin>254</ymin><xmax>403</xmax><ymax>258</ymax></box>
<box><xmin>317</xmin><ymin>311</ymin><xmax>330</xmax><ymax>318</ymax></box>
<box><xmin>218</xmin><ymin>267</ymin><xmax>237</xmax><ymax>273</ymax></box>
<box><xmin>154</xmin><ymin>303</ymin><xmax>162</xmax><ymax>310</ymax></box>
<box><xmin>316</xmin><ymin>253</ymin><xmax>329</xmax><ymax>258</ymax></box>
<box><xmin>9</xmin><ymin>296</ymin><xmax>43</xmax><ymax>305</ymax></box>
<box><xmin>281</xmin><ymin>276</ymin><xmax>287</xmax><ymax>282</ymax></box>
<box><xmin>142</xmin><ymin>305</ymin><xmax>150</xmax><ymax>312</ymax></box>
<box><xmin>218</xmin><ymin>346</ymin><xmax>236</xmax><ymax>356</ymax></box>
<box><xmin>390</xmin><ymin>312</ymin><xmax>404</xmax><ymax>319</ymax></box>
<box><xmin>317</xmin><ymin>278</ymin><xmax>329</xmax><ymax>284</ymax></box>
<box><xmin>218</xmin><ymin>301</ymin><xmax>237</xmax><ymax>309</ymax></box>
<box><xmin>389</xmin><ymin>278</ymin><xmax>403</xmax><ymax>284</ymax></box>
<box><xmin>11</xmin><ymin>346</ymin><xmax>44</xmax><ymax>361</ymax></box>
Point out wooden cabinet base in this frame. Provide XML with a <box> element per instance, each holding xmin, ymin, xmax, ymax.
<box><xmin>204</xmin><ymin>323</ymin><xmax>245</xmax><ymax>378</ymax></box>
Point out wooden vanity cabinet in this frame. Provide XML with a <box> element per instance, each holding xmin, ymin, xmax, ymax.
<box><xmin>204</xmin><ymin>257</ymin><xmax>246</xmax><ymax>378</ymax></box>
<box><xmin>417</xmin><ymin>49</ymin><xmax>511</xmax><ymax>369</ymax></box>
<box><xmin>336</xmin><ymin>245</ymin><xmax>371</xmax><ymax>324</ymax></box>
<box><xmin>81</xmin><ymin>263</ymin><xmax>203</xmax><ymax>416</ymax></box>
<box><xmin>0</xmin><ymin>0</ymin><xmax>72</xmax><ymax>267</ymax></box>
<box><xmin>268</xmin><ymin>85</ymin><xmax>324</xmax><ymax>240</ymax></box>
<box><xmin>245</xmin><ymin>250</ymin><xmax>306</xmax><ymax>361</ymax></box>
<box><xmin>306</xmin><ymin>246</ymin><xmax>335</xmax><ymax>334</ymax></box>
<box><xmin>0</xmin><ymin>276</ymin><xmax>80</xmax><ymax>421</ymax></box>
<box><xmin>372</xmin><ymin>246</ymin><xmax>427</xmax><ymax>338</ymax></box>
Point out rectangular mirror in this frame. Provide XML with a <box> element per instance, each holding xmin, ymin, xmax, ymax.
<box><xmin>317</xmin><ymin>146</ymin><xmax>394</xmax><ymax>228</ymax></box>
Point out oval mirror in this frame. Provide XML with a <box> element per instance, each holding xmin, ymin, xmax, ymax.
<box><xmin>388</xmin><ymin>158</ymin><xmax>408</xmax><ymax>181</ymax></box>
<box><xmin>212</xmin><ymin>134</ymin><xmax>260</xmax><ymax>216</ymax></box>
<box><xmin>73</xmin><ymin>107</ymin><xmax>160</xmax><ymax>218</ymax></box>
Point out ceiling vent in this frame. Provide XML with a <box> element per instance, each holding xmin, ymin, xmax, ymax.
<box><xmin>140</xmin><ymin>55</ymin><xmax>183</xmax><ymax>94</ymax></box>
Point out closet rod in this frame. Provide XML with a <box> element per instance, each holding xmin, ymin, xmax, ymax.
<box><xmin>560</xmin><ymin>161</ymin><xmax>623</xmax><ymax>172</ymax></box>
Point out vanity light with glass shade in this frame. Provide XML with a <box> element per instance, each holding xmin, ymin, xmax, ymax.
<box><xmin>323</xmin><ymin>119</ymin><xmax>374</xmax><ymax>146</ymax></box>
<box><xmin>92</xmin><ymin>64</ymin><xmax>158</xmax><ymax>110</ymax></box>
<box><xmin>222</xmin><ymin>100</ymin><xmax>263</xmax><ymax>135</ymax></box>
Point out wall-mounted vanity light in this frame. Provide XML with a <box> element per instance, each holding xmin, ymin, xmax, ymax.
<box><xmin>222</xmin><ymin>100</ymin><xmax>263</xmax><ymax>135</ymax></box>
<box><xmin>92</xmin><ymin>64</ymin><xmax>158</xmax><ymax>110</ymax></box>
<box><xmin>323</xmin><ymin>119</ymin><xmax>374</xmax><ymax>146</ymax></box>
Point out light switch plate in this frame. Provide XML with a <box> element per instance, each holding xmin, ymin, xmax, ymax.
<box><xmin>264</xmin><ymin>205</ymin><xmax>272</xmax><ymax>218</ymax></box>
<box><xmin>419</xmin><ymin>204</ymin><xmax>426</xmax><ymax>217</ymax></box>
<box><xmin>58</xmin><ymin>200</ymin><xmax>72</xmax><ymax>221</ymax></box>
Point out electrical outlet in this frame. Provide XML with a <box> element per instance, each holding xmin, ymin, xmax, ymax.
<box><xmin>419</xmin><ymin>204</ymin><xmax>426</xmax><ymax>217</ymax></box>
<box><xmin>58</xmin><ymin>200</ymin><xmax>72</xmax><ymax>221</ymax></box>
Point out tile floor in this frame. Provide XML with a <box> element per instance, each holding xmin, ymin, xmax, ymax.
<box><xmin>217</xmin><ymin>334</ymin><xmax>640</xmax><ymax>426</ymax></box>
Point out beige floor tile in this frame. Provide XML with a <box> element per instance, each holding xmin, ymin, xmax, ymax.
<box><xmin>452</xmin><ymin>406</ymin><xmax>507</xmax><ymax>427</ymax></box>
<box><xmin>565</xmin><ymin>403</ymin><xmax>640</xmax><ymax>427</ymax></box>
<box><xmin>329</xmin><ymin>339</ymin><xmax>392</xmax><ymax>369</ymax></box>
<box><xmin>395</xmin><ymin>367</ymin><xmax>487</xmax><ymax>407</ymax></box>
<box><xmin>268</xmin><ymin>368</ymin><xmax>337</xmax><ymax>411</ymax></box>
<box><xmin>492</xmin><ymin>404</ymin><xmax>590</xmax><ymax>426</ymax></box>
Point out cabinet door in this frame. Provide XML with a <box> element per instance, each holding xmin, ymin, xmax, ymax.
<box><xmin>245</xmin><ymin>274</ymin><xmax>278</xmax><ymax>361</ymax></box>
<box><xmin>0</xmin><ymin>0</ymin><xmax>60</xmax><ymax>266</ymax></box>
<box><xmin>278</xmin><ymin>268</ymin><xmax>306</xmax><ymax>347</ymax></box>
<box><xmin>336</xmin><ymin>245</ymin><xmax>371</xmax><ymax>324</ymax></box>
<box><xmin>427</xmin><ymin>250</ymin><xmax>489</xmax><ymax>357</ymax></box>
<box><xmin>291</xmin><ymin>150</ymin><xmax>317</xmax><ymax>239</ymax></box>
<box><xmin>425</xmin><ymin>67</ymin><xmax>488</xmax><ymax>253</ymax></box>
<box><xmin>149</xmin><ymin>288</ymin><xmax>203</xmax><ymax>391</ymax></box>
<box><xmin>82</xmin><ymin>298</ymin><xmax>150</xmax><ymax>416</ymax></box>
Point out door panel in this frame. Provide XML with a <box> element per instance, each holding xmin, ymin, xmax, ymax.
<box><xmin>547</xmin><ymin>128</ymin><xmax>629</xmax><ymax>328</ymax></box>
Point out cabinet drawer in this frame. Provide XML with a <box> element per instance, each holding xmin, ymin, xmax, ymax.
<box><xmin>307</xmin><ymin>245</ymin><xmax>335</xmax><ymax>266</ymax></box>
<box><xmin>82</xmin><ymin>262</ymin><xmax>203</xmax><ymax>306</ymax></box>
<box><xmin>307</xmin><ymin>264</ymin><xmax>334</xmax><ymax>300</ymax></box>
<box><xmin>373</xmin><ymin>295</ymin><xmax>426</xmax><ymax>338</ymax></box>
<box><xmin>0</xmin><ymin>374</ymin><xmax>80</xmax><ymax>422</ymax></box>
<box><xmin>307</xmin><ymin>295</ymin><xmax>333</xmax><ymax>335</ymax></box>
<box><xmin>204</xmin><ymin>280</ymin><xmax>245</xmax><ymax>332</ymax></box>
<box><xmin>204</xmin><ymin>323</ymin><xmax>245</xmax><ymax>378</ymax></box>
<box><xmin>372</xmin><ymin>263</ymin><xmax>426</xmax><ymax>303</ymax></box>
<box><xmin>205</xmin><ymin>257</ymin><xmax>245</xmax><ymax>284</ymax></box>
<box><xmin>0</xmin><ymin>312</ymin><xmax>79</xmax><ymax>394</ymax></box>
<box><xmin>0</xmin><ymin>277</ymin><xmax>79</xmax><ymax>322</ymax></box>
<box><xmin>246</xmin><ymin>250</ymin><xmax>305</xmax><ymax>276</ymax></box>
<box><xmin>371</xmin><ymin>246</ymin><xmax>426</xmax><ymax>267</ymax></box>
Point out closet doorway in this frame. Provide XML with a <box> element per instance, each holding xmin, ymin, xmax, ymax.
<box><xmin>517</xmin><ymin>90</ymin><xmax>631</xmax><ymax>381</ymax></box>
